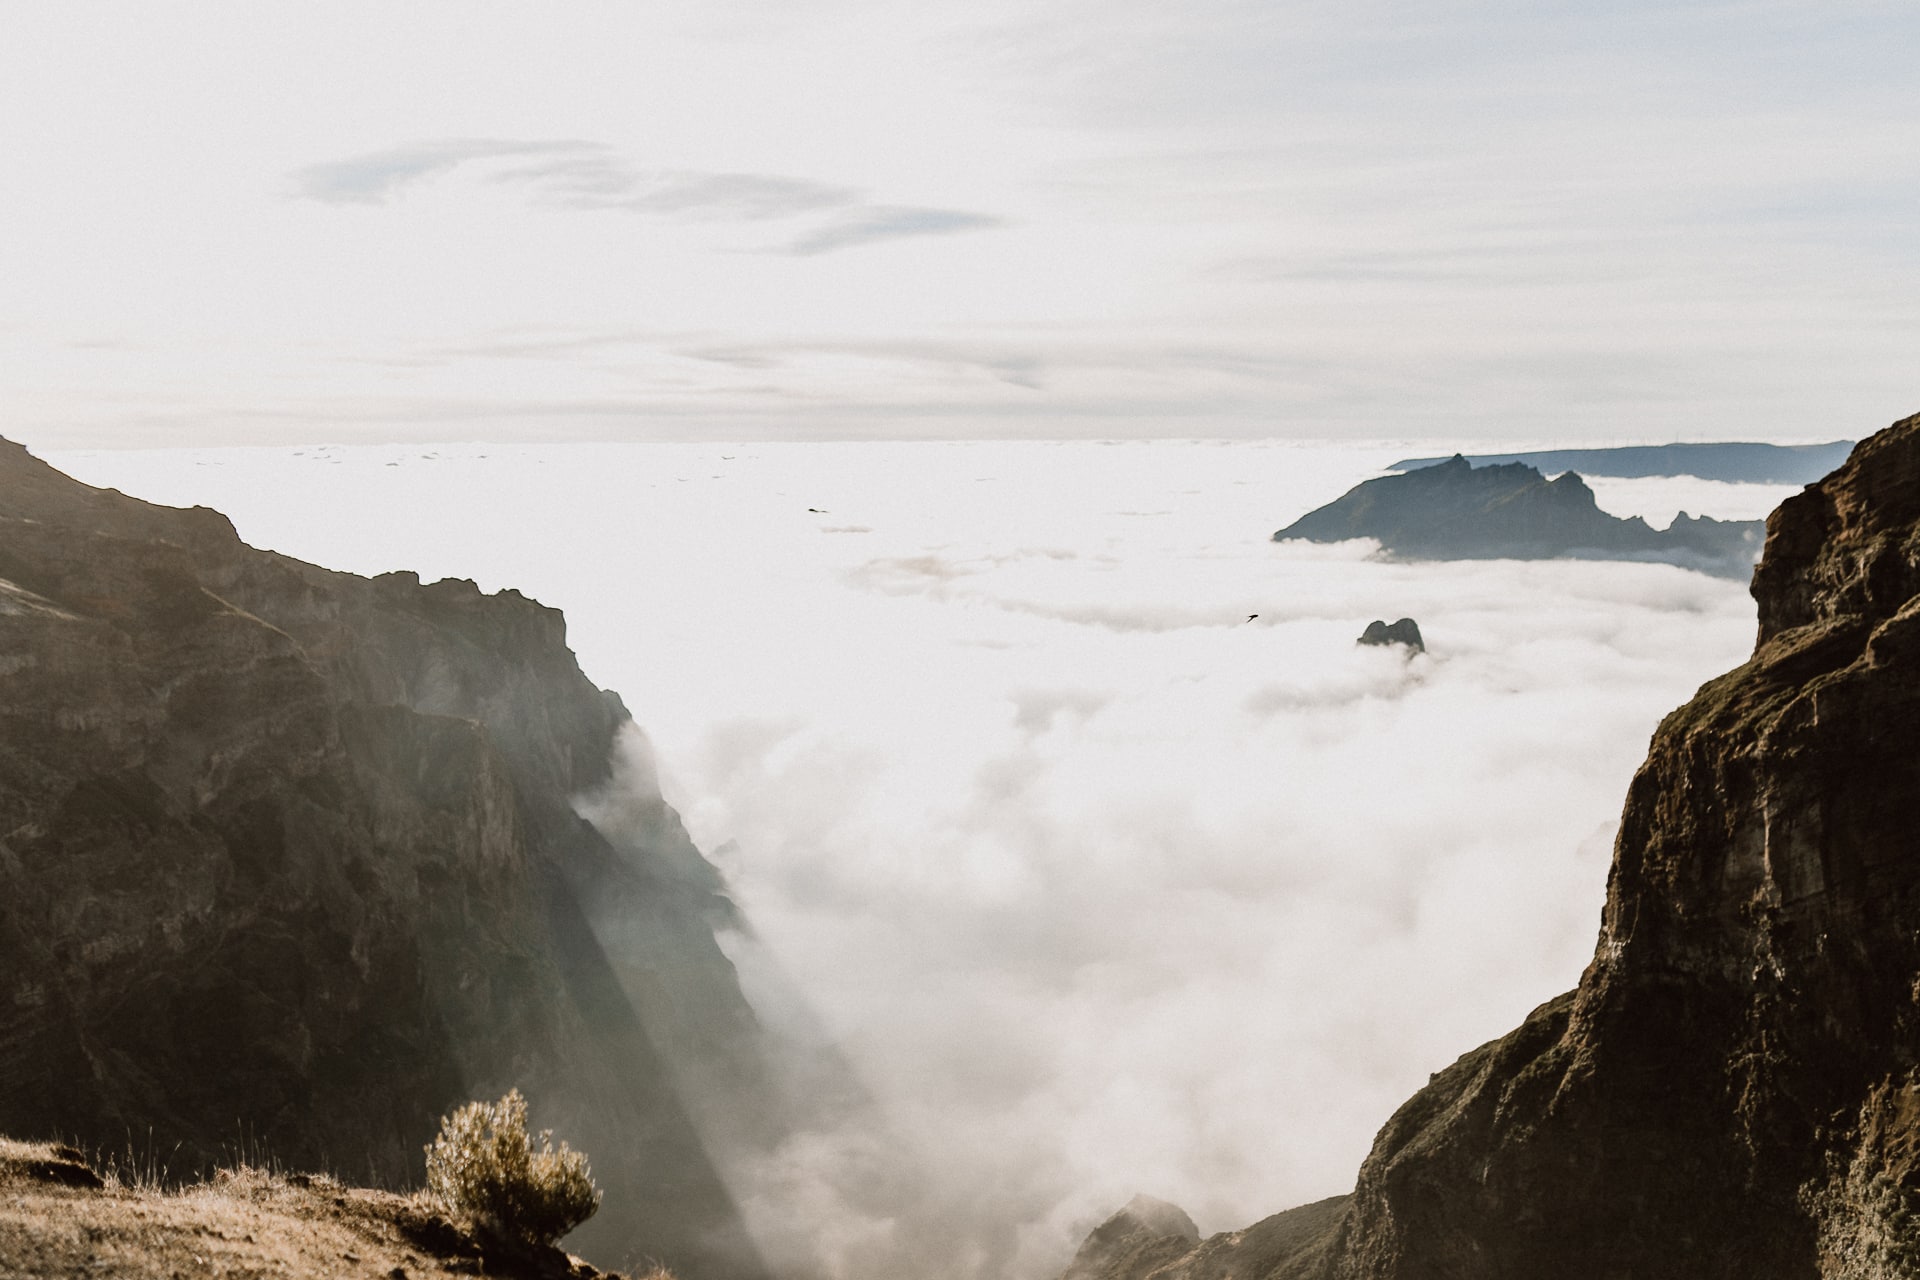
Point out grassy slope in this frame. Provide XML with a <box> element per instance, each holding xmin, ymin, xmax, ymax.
<box><xmin>0</xmin><ymin>1137</ymin><xmax>651</xmax><ymax>1280</ymax></box>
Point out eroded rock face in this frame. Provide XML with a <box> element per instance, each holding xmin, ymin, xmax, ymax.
<box><xmin>1069</xmin><ymin>411</ymin><xmax>1920</xmax><ymax>1280</ymax></box>
<box><xmin>0</xmin><ymin>439</ymin><xmax>770</xmax><ymax>1278</ymax></box>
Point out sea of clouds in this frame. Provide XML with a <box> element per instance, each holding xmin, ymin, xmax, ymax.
<box><xmin>50</xmin><ymin>439</ymin><xmax>1800</xmax><ymax>1279</ymax></box>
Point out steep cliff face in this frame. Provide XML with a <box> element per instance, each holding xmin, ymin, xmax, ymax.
<box><xmin>0</xmin><ymin>439</ymin><xmax>772</xmax><ymax>1278</ymax></box>
<box><xmin>1073</xmin><ymin>411</ymin><xmax>1920</xmax><ymax>1280</ymax></box>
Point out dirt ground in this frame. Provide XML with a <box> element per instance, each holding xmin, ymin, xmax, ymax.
<box><xmin>0</xmin><ymin>1138</ymin><xmax>634</xmax><ymax>1280</ymax></box>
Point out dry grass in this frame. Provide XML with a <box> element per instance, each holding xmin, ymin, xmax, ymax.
<box><xmin>0</xmin><ymin>1137</ymin><xmax>647</xmax><ymax>1280</ymax></box>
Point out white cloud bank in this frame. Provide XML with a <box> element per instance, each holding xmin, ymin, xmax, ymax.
<box><xmin>50</xmin><ymin>439</ymin><xmax>1771</xmax><ymax>1278</ymax></box>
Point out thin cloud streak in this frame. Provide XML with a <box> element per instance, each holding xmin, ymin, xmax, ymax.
<box><xmin>291</xmin><ymin>138</ymin><xmax>592</xmax><ymax>204</ymax></box>
<box><xmin>494</xmin><ymin>153</ymin><xmax>861</xmax><ymax>219</ymax></box>
<box><xmin>291</xmin><ymin>138</ymin><xmax>1004</xmax><ymax>255</ymax></box>
<box><xmin>785</xmin><ymin>206</ymin><xmax>1008</xmax><ymax>256</ymax></box>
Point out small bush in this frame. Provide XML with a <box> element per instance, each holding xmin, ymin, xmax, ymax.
<box><xmin>423</xmin><ymin>1089</ymin><xmax>601</xmax><ymax>1246</ymax></box>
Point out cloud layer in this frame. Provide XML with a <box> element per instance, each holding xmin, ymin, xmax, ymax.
<box><xmin>48</xmin><ymin>439</ymin><xmax>1776</xmax><ymax>1278</ymax></box>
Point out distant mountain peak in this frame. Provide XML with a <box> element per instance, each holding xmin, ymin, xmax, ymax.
<box><xmin>1273</xmin><ymin>453</ymin><xmax>1765</xmax><ymax>577</ymax></box>
<box><xmin>1391</xmin><ymin>439</ymin><xmax>1854</xmax><ymax>484</ymax></box>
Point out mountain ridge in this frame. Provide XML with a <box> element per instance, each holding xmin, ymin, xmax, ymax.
<box><xmin>1274</xmin><ymin>453</ymin><xmax>1764</xmax><ymax>577</ymax></box>
<box><xmin>1389</xmin><ymin>439</ymin><xmax>1853</xmax><ymax>484</ymax></box>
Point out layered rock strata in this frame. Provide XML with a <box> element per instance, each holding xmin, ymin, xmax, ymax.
<box><xmin>0</xmin><ymin>439</ymin><xmax>770</xmax><ymax>1278</ymax></box>
<box><xmin>1079</xmin><ymin>411</ymin><xmax>1920</xmax><ymax>1278</ymax></box>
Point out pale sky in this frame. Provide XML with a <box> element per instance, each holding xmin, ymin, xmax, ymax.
<box><xmin>4</xmin><ymin>1</ymin><xmax>1917</xmax><ymax>448</ymax></box>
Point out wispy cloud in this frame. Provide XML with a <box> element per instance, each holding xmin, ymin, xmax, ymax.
<box><xmin>291</xmin><ymin>139</ymin><xmax>1002</xmax><ymax>255</ymax></box>
<box><xmin>676</xmin><ymin>337</ymin><xmax>1046</xmax><ymax>388</ymax></box>
<box><xmin>291</xmin><ymin>138</ymin><xmax>590</xmax><ymax>204</ymax></box>
<box><xmin>501</xmin><ymin>155</ymin><xmax>859</xmax><ymax>219</ymax></box>
<box><xmin>785</xmin><ymin>206</ymin><xmax>1007</xmax><ymax>256</ymax></box>
<box><xmin>345</xmin><ymin>326</ymin><xmax>1055</xmax><ymax>389</ymax></box>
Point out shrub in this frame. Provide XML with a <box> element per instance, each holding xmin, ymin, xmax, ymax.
<box><xmin>423</xmin><ymin>1089</ymin><xmax>601</xmax><ymax>1246</ymax></box>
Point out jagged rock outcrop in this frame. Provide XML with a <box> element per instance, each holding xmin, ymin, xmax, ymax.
<box><xmin>1072</xmin><ymin>412</ymin><xmax>1920</xmax><ymax>1279</ymax></box>
<box><xmin>1273</xmin><ymin>454</ymin><xmax>1763</xmax><ymax>577</ymax></box>
<box><xmin>1069</xmin><ymin>1195</ymin><xmax>1350</xmax><ymax>1280</ymax></box>
<box><xmin>1356</xmin><ymin>619</ymin><xmax>1424</xmax><ymax>653</ymax></box>
<box><xmin>1062</xmin><ymin>1196</ymin><xmax>1202</xmax><ymax>1280</ymax></box>
<box><xmin>0</xmin><ymin>439</ymin><xmax>773</xmax><ymax>1278</ymax></box>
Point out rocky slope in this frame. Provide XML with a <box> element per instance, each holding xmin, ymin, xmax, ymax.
<box><xmin>0</xmin><ymin>439</ymin><xmax>774</xmax><ymax>1278</ymax></box>
<box><xmin>1274</xmin><ymin>454</ymin><xmax>1763</xmax><ymax>577</ymax></box>
<box><xmin>1079</xmin><ymin>411</ymin><xmax>1920</xmax><ymax>1279</ymax></box>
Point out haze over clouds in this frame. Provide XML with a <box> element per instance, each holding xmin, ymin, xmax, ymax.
<box><xmin>4</xmin><ymin>3</ymin><xmax>1919</xmax><ymax>447</ymax></box>
<box><xmin>52</xmin><ymin>441</ymin><xmax>1777</xmax><ymax>1277</ymax></box>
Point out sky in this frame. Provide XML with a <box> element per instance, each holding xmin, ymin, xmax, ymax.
<box><xmin>4</xmin><ymin>1</ymin><xmax>1919</xmax><ymax>448</ymax></box>
<box><xmin>51</xmin><ymin>439</ymin><xmax>1791</xmax><ymax>1277</ymax></box>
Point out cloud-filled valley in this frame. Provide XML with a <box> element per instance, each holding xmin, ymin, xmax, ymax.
<box><xmin>50</xmin><ymin>439</ymin><xmax>1783</xmax><ymax>1277</ymax></box>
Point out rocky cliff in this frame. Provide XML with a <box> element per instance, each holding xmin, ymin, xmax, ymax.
<box><xmin>0</xmin><ymin>438</ymin><xmax>773</xmax><ymax>1278</ymax></box>
<box><xmin>1274</xmin><ymin>454</ymin><xmax>1763</xmax><ymax>577</ymax></box>
<box><xmin>1078</xmin><ymin>411</ymin><xmax>1920</xmax><ymax>1279</ymax></box>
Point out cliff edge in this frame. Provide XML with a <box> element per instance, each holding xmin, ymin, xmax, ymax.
<box><xmin>1077</xmin><ymin>410</ymin><xmax>1920</xmax><ymax>1279</ymax></box>
<box><xmin>0</xmin><ymin>439</ymin><xmax>771</xmax><ymax>1278</ymax></box>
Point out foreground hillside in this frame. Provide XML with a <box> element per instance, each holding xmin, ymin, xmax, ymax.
<box><xmin>0</xmin><ymin>1136</ymin><xmax>643</xmax><ymax>1279</ymax></box>
<box><xmin>1077</xmin><ymin>411</ymin><xmax>1920</xmax><ymax>1279</ymax></box>
<box><xmin>0</xmin><ymin>439</ymin><xmax>773</xmax><ymax>1277</ymax></box>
